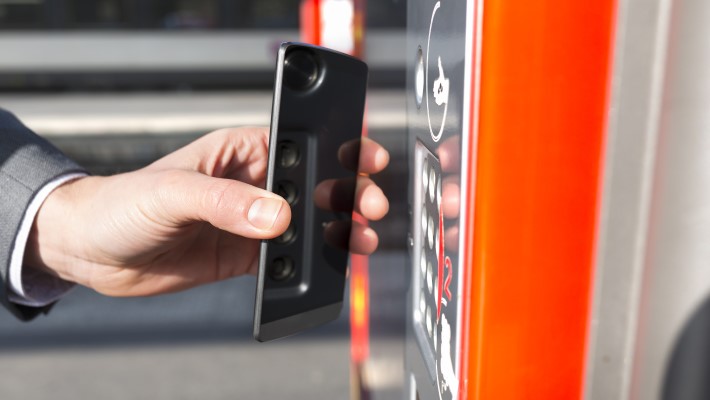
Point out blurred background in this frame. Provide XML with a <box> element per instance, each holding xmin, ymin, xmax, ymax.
<box><xmin>0</xmin><ymin>0</ymin><xmax>409</xmax><ymax>399</ymax></box>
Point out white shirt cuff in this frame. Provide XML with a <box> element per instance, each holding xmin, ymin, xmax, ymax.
<box><xmin>8</xmin><ymin>173</ymin><xmax>87</xmax><ymax>307</ymax></box>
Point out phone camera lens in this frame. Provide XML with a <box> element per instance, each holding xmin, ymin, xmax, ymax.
<box><xmin>277</xmin><ymin>141</ymin><xmax>300</xmax><ymax>169</ymax></box>
<box><xmin>268</xmin><ymin>256</ymin><xmax>295</xmax><ymax>282</ymax></box>
<box><xmin>273</xmin><ymin>223</ymin><xmax>297</xmax><ymax>245</ymax></box>
<box><xmin>284</xmin><ymin>50</ymin><xmax>319</xmax><ymax>91</ymax></box>
<box><xmin>276</xmin><ymin>180</ymin><xmax>299</xmax><ymax>205</ymax></box>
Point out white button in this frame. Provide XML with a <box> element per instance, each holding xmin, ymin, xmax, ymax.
<box><xmin>421</xmin><ymin>205</ymin><xmax>428</xmax><ymax>238</ymax></box>
<box><xmin>420</xmin><ymin>251</ymin><xmax>427</xmax><ymax>277</ymax></box>
<box><xmin>415</xmin><ymin>46</ymin><xmax>425</xmax><ymax>108</ymax></box>
<box><xmin>426</xmin><ymin>261</ymin><xmax>433</xmax><ymax>293</ymax></box>
<box><xmin>437</xmin><ymin>179</ymin><xmax>442</xmax><ymax>208</ymax></box>
<box><xmin>428</xmin><ymin>216</ymin><xmax>434</xmax><ymax>249</ymax></box>
<box><xmin>429</xmin><ymin>169</ymin><xmax>436</xmax><ymax>203</ymax></box>
<box><xmin>434</xmin><ymin>275</ymin><xmax>438</xmax><ymax>301</ymax></box>
<box><xmin>422</xmin><ymin>159</ymin><xmax>429</xmax><ymax>193</ymax></box>
<box><xmin>435</xmin><ymin>226</ymin><xmax>440</xmax><ymax>258</ymax></box>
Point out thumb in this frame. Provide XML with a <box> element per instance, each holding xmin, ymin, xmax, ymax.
<box><xmin>156</xmin><ymin>170</ymin><xmax>291</xmax><ymax>239</ymax></box>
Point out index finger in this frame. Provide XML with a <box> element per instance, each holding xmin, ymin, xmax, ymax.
<box><xmin>338</xmin><ymin>137</ymin><xmax>390</xmax><ymax>175</ymax></box>
<box><xmin>436</xmin><ymin>135</ymin><xmax>460</xmax><ymax>173</ymax></box>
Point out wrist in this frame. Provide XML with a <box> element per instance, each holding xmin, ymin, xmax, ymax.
<box><xmin>23</xmin><ymin>176</ymin><xmax>90</xmax><ymax>283</ymax></box>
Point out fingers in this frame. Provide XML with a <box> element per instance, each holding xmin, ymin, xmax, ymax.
<box><xmin>354</xmin><ymin>178</ymin><xmax>389</xmax><ymax>220</ymax></box>
<box><xmin>323</xmin><ymin>220</ymin><xmax>379</xmax><ymax>255</ymax></box>
<box><xmin>150</xmin><ymin>127</ymin><xmax>270</xmax><ymax>184</ymax></box>
<box><xmin>314</xmin><ymin>176</ymin><xmax>389</xmax><ymax>221</ymax></box>
<box><xmin>437</xmin><ymin>135</ymin><xmax>461</xmax><ymax>173</ymax></box>
<box><xmin>349</xmin><ymin>221</ymin><xmax>379</xmax><ymax>255</ymax></box>
<box><xmin>155</xmin><ymin>170</ymin><xmax>291</xmax><ymax>239</ymax></box>
<box><xmin>442</xmin><ymin>175</ymin><xmax>460</xmax><ymax>219</ymax></box>
<box><xmin>314</xmin><ymin>178</ymin><xmax>355</xmax><ymax>213</ymax></box>
<box><xmin>445</xmin><ymin>225</ymin><xmax>459</xmax><ymax>252</ymax></box>
<box><xmin>338</xmin><ymin>137</ymin><xmax>390</xmax><ymax>174</ymax></box>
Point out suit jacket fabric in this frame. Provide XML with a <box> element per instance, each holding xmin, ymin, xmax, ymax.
<box><xmin>0</xmin><ymin>108</ymin><xmax>86</xmax><ymax>321</ymax></box>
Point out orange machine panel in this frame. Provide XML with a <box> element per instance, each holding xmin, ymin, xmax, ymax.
<box><xmin>461</xmin><ymin>0</ymin><xmax>616</xmax><ymax>398</ymax></box>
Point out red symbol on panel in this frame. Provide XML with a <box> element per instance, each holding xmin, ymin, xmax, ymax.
<box><xmin>437</xmin><ymin>205</ymin><xmax>453</xmax><ymax>321</ymax></box>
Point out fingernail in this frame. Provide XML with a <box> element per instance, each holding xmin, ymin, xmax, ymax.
<box><xmin>248</xmin><ymin>198</ymin><xmax>283</xmax><ymax>230</ymax></box>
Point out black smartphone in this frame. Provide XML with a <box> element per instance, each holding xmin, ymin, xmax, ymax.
<box><xmin>253</xmin><ymin>42</ymin><xmax>368</xmax><ymax>342</ymax></box>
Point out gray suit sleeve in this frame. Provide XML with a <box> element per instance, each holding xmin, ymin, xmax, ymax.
<box><xmin>0</xmin><ymin>108</ymin><xmax>87</xmax><ymax>321</ymax></box>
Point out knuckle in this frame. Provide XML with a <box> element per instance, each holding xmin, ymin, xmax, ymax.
<box><xmin>204</xmin><ymin>180</ymin><xmax>233</xmax><ymax>217</ymax></box>
<box><xmin>211</xmin><ymin>127</ymin><xmax>234</xmax><ymax>138</ymax></box>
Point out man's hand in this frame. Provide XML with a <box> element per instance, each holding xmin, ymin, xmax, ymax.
<box><xmin>24</xmin><ymin>127</ymin><xmax>389</xmax><ymax>297</ymax></box>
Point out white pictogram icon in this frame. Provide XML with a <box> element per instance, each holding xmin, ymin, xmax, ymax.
<box><xmin>426</xmin><ymin>1</ymin><xmax>448</xmax><ymax>143</ymax></box>
<box><xmin>433</xmin><ymin>57</ymin><xmax>450</xmax><ymax>107</ymax></box>
<box><xmin>439</xmin><ymin>314</ymin><xmax>459</xmax><ymax>399</ymax></box>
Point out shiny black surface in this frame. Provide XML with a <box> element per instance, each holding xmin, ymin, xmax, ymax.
<box><xmin>254</xmin><ymin>43</ymin><xmax>368</xmax><ymax>342</ymax></box>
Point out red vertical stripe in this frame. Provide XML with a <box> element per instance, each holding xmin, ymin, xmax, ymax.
<box><xmin>460</xmin><ymin>0</ymin><xmax>616</xmax><ymax>398</ymax></box>
<box><xmin>299</xmin><ymin>0</ymin><xmax>322</xmax><ymax>45</ymax></box>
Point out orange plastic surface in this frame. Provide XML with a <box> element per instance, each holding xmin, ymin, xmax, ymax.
<box><xmin>299</xmin><ymin>0</ymin><xmax>321</xmax><ymax>45</ymax></box>
<box><xmin>460</xmin><ymin>0</ymin><xmax>616</xmax><ymax>398</ymax></box>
